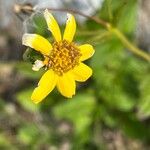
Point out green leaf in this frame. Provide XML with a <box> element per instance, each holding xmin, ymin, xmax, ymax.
<box><xmin>16</xmin><ymin>88</ymin><xmax>40</xmax><ymax>113</ymax></box>
<box><xmin>98</xmin><ymin>105</ymin><xmax>117</xmax><ymax>127</ymax></box>
<box><xmin>53</xmin><ymin>93</ymin><xmax>95</xmax><ymax>122</ymax></box>
<box><xmin>16</xmin><ymin>62</ymin><xmax>44</xmax><ymax>79</ymax></box>
<box><xmin>99</xmin><ymin>0</ymin><xmax>137</xmax><ymax>34</ymax></box>
<box><xmin>0</xmin><ymin>134</ymin><xmax>16</xmax><ymax>150</ymax></box>
<box><xmin>17</xmin><ymin>124</ymin><xmax>39</xmax><ymax>145</ymax></box>
<box><xmin>91</xmin><ymin>38</ymin><xmax>137</xmax><ymax>111</ymax></box>
<box><xmin>25</xmin><ymin>12</ymin><xmax>48</xmax><ymax>37</ymax></box>
<box><xmin>100</xmin><ymin>85</ymin><xmax>136</xmax><ymax>111</ymax></box>
<box><xmin>54</xmin><ymin>93</ymin><xmax>95</xmax><ymax>134</ymax></box>
<box><xmin>138</xmin><ymin>75</ymin><xmax>150</xmax><ymax>119</ymax></box>
<box><xmin>117</xmin><ymin>0</ymin><xmax>137</xmax><ymax>34</ymax></box>
<box><xmin>118</xmin><ymin>113</ymin><xmax>150</xmax><ymax>141</ymax></box>
<box><xmin>53</xmin><ymin>93</ymin><xmax>96</xmax><ymax>143</ymax></box>
<box><xmin>23</xmin><ymin>48</ymin><xmax>44</xmax><ymax>64</ymax></box>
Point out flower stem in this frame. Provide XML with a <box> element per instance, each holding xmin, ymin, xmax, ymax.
<box><xmin>107</xmin><ymin>24</ymin><xmax>150</xmax><ymax>61</ymax></box>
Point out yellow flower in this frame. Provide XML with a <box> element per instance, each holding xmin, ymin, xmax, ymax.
<box><xmin>22</xmin><ymin>9</ymin><xmax>95</xmax><ymax>103</ymax></box>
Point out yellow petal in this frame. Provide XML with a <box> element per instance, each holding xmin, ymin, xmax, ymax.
<box><xmin>22</xmin><ymin>33</ymin><xmax>52</xmax><ymax>55</ymax></box>
<box><xmin>63</xmin><ymin>13</ymin><xmax>76</xmax><ymax>42</ymax></box>
<box><xmin>57</xmin><ymin>73</ymin><xmax>75</xmax><ymax>98</ymax></box>
<box><xmin>79</xmin><ymin>44</ymin><xmax>95</xmax><ymax>61</ymax></box>
<box><xmin>31</xmin><ymin>70</ymin><xmax>57</xmax><ymax>103</ymax></box>
<box><xmin>72</xmin><ymin>63</ymin><xmax>92</xmax><ymax>82</ymax></box>
<box><xmin>44</xmin><ymin>9</ymin><xmax>61</xmax><ymax>42</ymax></box>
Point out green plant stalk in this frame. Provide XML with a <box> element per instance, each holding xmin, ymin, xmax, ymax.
<box><xmin>107</xmin><ymin>25</ymin><xmax>150</xmax><ymax>61</ymax></box>
<box><xmin>106</xmin><ymin>0</ymin><xmax>113</xmax><ymax>22</ymax></box>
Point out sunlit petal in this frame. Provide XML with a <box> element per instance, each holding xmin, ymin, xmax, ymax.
<box><xmin>31</xmin><ymin>70</ymin><xmax>57</xmax><ymax>103</ymax></box>
<box><xmin>63</xmin><ymin>13</ymin><xmax>76</xmax><ymax>42</ymax></box>
<box><xmin>57</xmin><ymin>73</ymin><xmax>75</xmax><ymax>98</ymax></box>
<box><xmin>72</xmin><ymin>63</ymin><xmax>92</xmax><ymax>82</ymax></box>
<box><xmin>79</xmin><ymin>44</ymin><xmax>95</xmax><ymax>61</ymax></box>
<box><xmin>44</xmin><ymin>9</ymin><xmax>61</xmax><ymax>41</ymax></box>
<box><xmin>22</xmin><ymin>33</ymin><xmax>52</xmax><ymax>55</ymax></box>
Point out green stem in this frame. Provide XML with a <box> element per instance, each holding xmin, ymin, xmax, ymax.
<box><xmin>86</xmin><ymin>31</ymin><xmax>110</xmax><ymax>44</ymax></box>
<box><xmin>106</xmin><ymin>0</ymin><xmax>113</xmax><ymax>22</ymax></box>
<box><xmin>107</xmin><ymin>25</ymin><xmax>150</xmax><ymax>61</ymax></box>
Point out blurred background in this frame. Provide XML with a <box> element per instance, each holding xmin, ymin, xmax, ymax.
<box><xmin>0</xmin><ymin>0</ymin><xmax>150</xmax><ymax>149</ymax></box>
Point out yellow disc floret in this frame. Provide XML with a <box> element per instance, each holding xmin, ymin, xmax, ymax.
<box><xmin>46</xmin><ymin>40</ymin><xmax>82</xmax><ymax>76</ymax></box>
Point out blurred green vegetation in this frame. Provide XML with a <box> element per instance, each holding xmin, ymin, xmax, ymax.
<box><xmin>0</xmin><ymin>0</ymin><xmax>150</xmax><ymax>149</ymax></box>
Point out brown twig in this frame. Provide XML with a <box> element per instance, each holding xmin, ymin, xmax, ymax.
<box><xmin>14</xmin><ymin>4</ymin><xmax>109</xmax><ymax>28</ymax></box>
<box><xmin>46</xmin><ymin>8</ymin><xmax>109</xmax><ymax>28</ymax></box>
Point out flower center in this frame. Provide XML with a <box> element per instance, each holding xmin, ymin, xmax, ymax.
<box><xmin>46</xmin><ymin>40</ymin><xmax>81</xmax><ymax>76</ymax></box>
